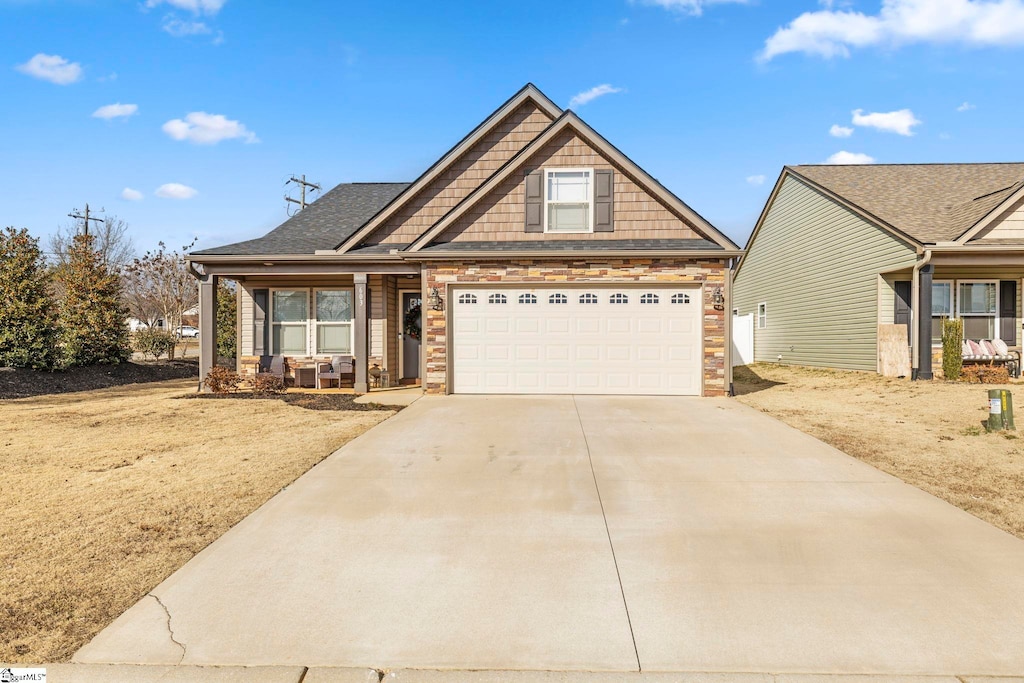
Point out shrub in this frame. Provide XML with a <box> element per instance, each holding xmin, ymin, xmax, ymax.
<box><xmin>960</xmin><ymin>363</ymin><xmax>1010</xmax><ymax>384</ymax></box>
<box><xmin>217</xmin><ymin>280</ymin><xmax>237</xmax><ymax>361</ymax></box>
<box><xmin>133</xmin><ymin>328</ymin><xmax>177</xmax><ymax>360</ymax></box>
<box><xmin>941</xmin><ymin>318</ymin><xmax>964</xmax><ymax>381</ymax></box>
<box><xmin>204</xmin><ymin>366</ymin><xmax>240</xmax><ymax>395</ymax></box>
<box><xmin>0</xmin><ymin>227</ymin><xmax>58</xmax><ymax>369</ymax></box>
<box><xmin>252</xmin><ymin>374</ymin><xmax>286</xmax><ymax>396</ymax></box>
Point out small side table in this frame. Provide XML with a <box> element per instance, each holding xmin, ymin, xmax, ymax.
<box><xmin>293</xmin><ymin>366</ymin><xmax>316</xmax><ymax>388</ymax></box>
<box><xmin>379</xmin><ymin>369</ymin><xmax>390</xmax><ymax>389</ymax></box>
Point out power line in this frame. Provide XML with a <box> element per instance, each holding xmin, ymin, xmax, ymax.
<box><xmin>284</xmin><ymin>174</ymin><xmax>321</xmax><ymax>216</ymax></box>
<box><xmin>68</xmin><ymin>203</ymin><xmax>104</xmax><ymax>236</ymax></box>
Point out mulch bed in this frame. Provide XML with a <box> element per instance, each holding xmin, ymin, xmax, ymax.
<box><xmin>0</xmin><ymin>360</ymin><xmax>199</xmax><ymax>400</ymax></box>
<box><xmin>185</xmin><ymin>392</ymin><xmax>404</xmax><ymax>412</ymax></box>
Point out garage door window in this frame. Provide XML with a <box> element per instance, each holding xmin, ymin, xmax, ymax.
<box><xmin>671</xmin><ymin>293</ymin><xmax>691</xmax><ymax>304</ymax></box>
<box><xmin>488</xmin><ymin>293</ymin><xmax>508</xmax><ymax>304</ymax></box>
<box><xmin>610</xmin><ymin>293</ymin><xmax>629</xmax><ymax>304</ymax></box>
<box><xmin>579</xmin><ymin>293</ymin><xmax>598</xmax><ymax>304</ymax></box>
<box><xmin>518</xmin><ymin>293</ymin><xmax>537</xmax><ymax>304</ymax></box>
<box><xmin>641</xmin><ymin>293</ymin><xmax>660</xmax><ymax>304</ymax></box>
<box><xmin>458</xmin><ymin>293</ymin><xmax>477</xmax><ymax>304</ymax></box>
<box><xmin>549</xmin><ymin>293</ymin><xmax>567</xmax><ymax>304</ymax></box>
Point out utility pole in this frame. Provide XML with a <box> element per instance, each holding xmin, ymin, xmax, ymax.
<box><xmin>68</xmin><ymin>203</ymin><xmax>104</xmax><ymax>236</ymax></box>
<box><xmin>285</xmin><ymin>174</ymin><xmax>321</xmax><ymax>215</ymax></box>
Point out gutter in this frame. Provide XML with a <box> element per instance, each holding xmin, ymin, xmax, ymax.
<box><xmin>910</xmin><ymin>249</ymin><xmax>933</xmax><ymax>378</ymax></box>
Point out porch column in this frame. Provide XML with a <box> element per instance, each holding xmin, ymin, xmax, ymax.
<box><xmin>917</xmin><ymin>264</ymin><xmax>934</xmax><ymax>380</ymax></box>
<box><xmin>198</xmin><ymin>273</ymin><xmax>219</xmax><ymax>392</ymax></box>
<box><xmin>354</xmin><ymin>273</ymin><xmax>369</xmax><ymax>393</ymax></box>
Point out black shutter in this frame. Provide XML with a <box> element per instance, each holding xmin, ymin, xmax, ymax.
<box><xmin>524</xmin><ymin>170</ymin><xmax>543</xmax><ymax>233</ymax></box>
<box><xmin>253</xmin><ymin>288</ymin><xmax>269</xmax><ymax>356</ymax></box>
<box><xmin>1000</xmin><ymin>280</ymin><xmax>1017</xmax><ymax>343</ymax></box>
<box><xmin>894</xmin><ymin>281</ymin><xmax>912</xmax><ymax>328</ymax></box>
<box><xmin>594</xmin><ymin>169</ymin><xmax>614</xmax><ymax>233</ymax></box>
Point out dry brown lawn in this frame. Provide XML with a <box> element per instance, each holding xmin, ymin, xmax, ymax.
<box><xmin>0</xmin><ymin>380</ymin><xmax>394</xmax><ymax>663</ymax></box>
<box><xmin>735</xmin><ymin>363</ymin><xmax>1024</xmax><ymax>541</ymax></box>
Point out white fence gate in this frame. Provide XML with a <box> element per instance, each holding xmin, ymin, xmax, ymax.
<box><xmin>732</xmin><ymin>313</ymin><xmax>753</xmax><ymax>367</ymax></box>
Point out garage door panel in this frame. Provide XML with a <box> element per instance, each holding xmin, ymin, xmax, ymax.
<box><xmin>452</xmin><ymin>286</ymin><xmax>702</xmax><ymax>396</ymax></box>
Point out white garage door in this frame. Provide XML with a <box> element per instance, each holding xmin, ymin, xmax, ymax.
<box><xmin>451</xmin><ymin>286</ymin><xmax>703</xmax><ymax>395</ymax></box>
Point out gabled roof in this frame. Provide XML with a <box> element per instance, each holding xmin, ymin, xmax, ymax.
<box><xmin>407</xmin><ymin>110</ymin><xmax>741</xmax><ymax>253</ymax></box>
<box><xmin>334</xmin><ymin>83</ymin><xmax>562</xmax><ymax>253</ymax></box>
<box><xmin>791</xmin><ymin>163</ymin><xmax>1024</xmax><ymax>244</ymax></box>
<box><xmin>191</xmin><ymin>183</ymin><xmax>409</xmax><ymax>256</ymax></box>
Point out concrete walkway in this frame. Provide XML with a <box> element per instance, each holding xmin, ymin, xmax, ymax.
<box><xmin>75</xmin><ymin>396</ymin><xmax>1024</xmax><ymax>675</ymax></box>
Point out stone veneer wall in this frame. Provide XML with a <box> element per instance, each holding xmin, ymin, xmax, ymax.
<box><xmin>422</xmin><ymin>258</ymin><xmax>728</xmax><ymax>397</ymax></box>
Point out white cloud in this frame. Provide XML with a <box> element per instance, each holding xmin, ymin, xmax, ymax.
<box><xmin>852</xmin><ymin>108</ymin><xmax>921</xmax><ymax>135</ymax></box>
<box><xmin>830</xmin><ymin>124</ymin><xmax>855</xmax><ymax>137</ymax></box>
<box><xmin>92</xmin><ymin>103</ymin><xmax>138</xmax><ymax>120</ymax></box>
<box><xmin>568</xmin><ymin>84</ymin><xmax>624</xmax><ymax>109</ymax></box>
<box><xmin>746</xmin><ymin>174</ymin><xmax>766</xmax><ymax>186</ymax></box>
<box><xmin>155</xmin><ymin>183</ymin><xmax>198</xmax><ymax>199</ymax></box>
<box><xmin>939</xmin><ymin>132</ymin><xmax>953</xmax><ymax>139</ymax></box>
<box><xmin>636</xmin><ymin>0</ymin><xmax>749</xmax><ymax>17</ymax></box>
<box><xmin>121</xmin><ymin>187</ymin><xmax>144</xmax><ymax>201</ymax></box>
<box><xmin>760</xmin><ymin>0</ymin><xmax>1024</xmax><ymax>61</ymax></box>
<box><xmin>15</xmin><ymin>53</ymin><xmax>82</xmax><ymax>85</ymax></box>
<box><xmin>162</xmin><ymin>16</ymin><xmax>212</xmax><ymax>36</ymax></box>
<box><xmin>146</xmin><ymin>0</ymin><xmax>226</xmax><ymax>14</ymax></box>
<box><xmin>162</xmin><ymin>112</ymin><xmax>258</xmax><ymax>144</ymax></box>
<box><xmin>957</xmin><ymin>101</ymin><xmax>976</xmax><ymax>111</ymax></box>
<box><xmin>825</xmin><ymin>150</ymin><xmax>877</xmax><ymax>164</ymax></box>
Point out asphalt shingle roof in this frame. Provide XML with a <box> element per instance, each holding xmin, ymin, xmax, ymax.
<box><xmin>192</xmin><ymin>182</ymin><xmax>410</xmax><ymax>255</ymax></box>
<box><xmin>792</xmin><ymin>163</ymin><xmax>1024</xmax><ymax>244</ymax></box>
<box><xmin>417</xmin><ymin>239</ymin><xmax>724</xmax><ymax>252</ymax></box>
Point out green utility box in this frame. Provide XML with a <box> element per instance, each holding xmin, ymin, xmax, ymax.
<box><xmin>986</xmin><ymin>389</ymin><xmax>1016</xmax><ymax>432</ymax></box>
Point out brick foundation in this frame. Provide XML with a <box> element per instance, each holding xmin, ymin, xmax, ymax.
<box><xmin>422</xmin><ymin>258</ymin><xmax>728</xmax><ymax>397</ymax></box>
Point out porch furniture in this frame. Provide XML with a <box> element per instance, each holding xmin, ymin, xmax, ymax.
<box><xmin>293</xmin><ymin>366</ymin><xmax>316</xmax><ymax>388</ymax></box>
<box><xmin>962</xmin><ymin>339</ymin><xmax>1020</xmax><ymax>378</ymax></box>
<box><xmin>316</xmin><ymin>355</ymin><xmax>355</xmax><ymax>389</ymax></box>
<box><xmin>255</xmin><ymin>355</ymin><xmax>286</xmax><ymax>381</ymax></box>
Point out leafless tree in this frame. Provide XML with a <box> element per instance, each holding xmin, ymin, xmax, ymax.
<box><xmin>50</xmin><ymin>215</ymin><xmax>135</xmax><ymax>272</ymax></box>
<box><xmin>122</xmin><ymin>240</ymin><xmax>199</xmax><ymax>355</ymax></box>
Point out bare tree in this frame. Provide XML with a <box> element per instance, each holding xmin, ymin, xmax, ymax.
<box><xmin>122</xmin><ymin>240</ymin><xmax>199</xmax><ymax>355</ymax></box>
<box><xmin>50</xmin><ymin>215</ymin><xmax>135</xmax><ymax>271</ymax></box>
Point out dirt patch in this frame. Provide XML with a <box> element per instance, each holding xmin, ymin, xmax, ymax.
<box><xmin>186</xmin><ymin>392</ymin><xmax>405</xmax><ymax>412</ymax></box>
<box><xmin>0</xmin><ymin>379</ymin><xmax>394</xmax><ymax>663</ymax></box>
<box><xmin>734</xmin><ymin>363</ymin><xmax>1024</xmax><ymax>540</ymax></box>
<box><xmin>0</xmin><ymin>361</ymin><xmax>198</xmax><ymax>399</ymax></box>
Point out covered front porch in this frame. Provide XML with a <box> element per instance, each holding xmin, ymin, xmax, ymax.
<box><xmin>192</xmin><ymin>258</ymin><xmax>423</xmax><ymax>393</ymax></box>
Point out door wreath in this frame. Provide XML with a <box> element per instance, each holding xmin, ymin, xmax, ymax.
<box><xmin>404</xmin><ymin>303</ymin><xmax>422</xmax><ymax>341</ymax></box>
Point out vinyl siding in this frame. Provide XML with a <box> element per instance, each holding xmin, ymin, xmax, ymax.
<box><xmin>733</xmin><ymin>175</ymin><xmax>918</xmax><ymax>371</ymax></box>
<box><xmin>977</xmin><ymin>195</ymin><xmax>1024</xmax><ymax>240</ymax></box>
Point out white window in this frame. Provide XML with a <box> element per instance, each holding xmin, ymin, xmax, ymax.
<box><xmin>757</xmin><ymin>302</ymin><xmax>767</xmax><ymax>329</ymax></box>
<box><xmin>271</xmin><ymin>290</ymin><xmax>309</xmax><ymax>355</ymax></box>
<box><xmin>958</xmin><ymin>281</ymin><xmax>998</xmax><ymax>340</ymax></box>
<box><xmin>315</xmin><ymin>290</ymin><xmax>353</xmax><ymax>354</ymax></box>
<box><xmin>544</xmin><ymin>168</ymin><xmax>593</xmax><ymax>234</ymax></box>
<box><xmin>930</xmin><ymin>281</ymin><xmax>953</xmax><ymax>345</ymax></box>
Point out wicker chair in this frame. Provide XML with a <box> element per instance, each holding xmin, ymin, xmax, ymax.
<box><xmin>316</xmin><ymin>355</ymin><xmax>355</xmax><ymax>389</ymax></box>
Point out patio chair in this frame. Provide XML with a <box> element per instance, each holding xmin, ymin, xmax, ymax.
<box><xmin>316</xmin><ymin>355</ymin><xmax>355</xmax><ymax>389</ymax></box>
<box><xmin>256</xmin><ymin>355</ymin><xmax>286</xmax><ymax>381</ymax></box>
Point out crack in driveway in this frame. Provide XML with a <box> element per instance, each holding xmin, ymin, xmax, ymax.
<box><xmin>148</xmin><ymin>593</ymin><xmax>186</xmax><ymax>664</ymax></box>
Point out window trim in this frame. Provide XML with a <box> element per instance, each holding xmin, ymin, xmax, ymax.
<box><xmin>757</xmin><ymin>302</ymin><xmax>767</xmax><ymax>329</ymax></box>
<box><xmin>314</xmin><ymin>288</ymin><xmax>355</xmax><ymax>355</ymax></box>
<box><xmin>270</xmin><ymin>288</ymin><xmax>311</xmax><ymax>356</ymax></box>
<box><xmin>929</xmin><ymin>279</ymin><xmax>1005</xmax><ymax>346</ymax></box>
<box><xmin>543</xmin><ymin>167</ymin><xmax>595</xmax><ymax>234</ymax></box>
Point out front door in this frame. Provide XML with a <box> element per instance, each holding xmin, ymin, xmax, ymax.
<box><xmin>402</xmin><ymin>292</ymin><xmax>422</xmax><ymax>380</ymax></box>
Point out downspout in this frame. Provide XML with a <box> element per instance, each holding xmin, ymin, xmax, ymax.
<box><xmin>910</xmin><ymin>249</ymin><xmax>932</xmax><ymax>380</ymax></box>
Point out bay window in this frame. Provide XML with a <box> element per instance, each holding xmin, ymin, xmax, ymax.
<box><xmin>316</xmin><ymin>290</ymin><xmax>353</xmax><ymax>354</ymax></box>
<box><xmin>545</xmin><ymin>169</ymin><xmax>593</xmax><ymax>233</ymax></box>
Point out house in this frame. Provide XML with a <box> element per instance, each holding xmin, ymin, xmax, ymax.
<box><xmin>732</xmin><ymin>163</ymin><xmax>1024</xmax><ymax>378</ymax></box>
<box><xmin>187</xmin><ymin>84</ymin><xmax>742</xmax><ymax>396</ymax></box>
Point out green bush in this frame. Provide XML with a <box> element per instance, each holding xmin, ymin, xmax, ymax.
<box><xmin>133</xmin><ymin>328</ymin><xmax>178</xmax><ymax>360</ymax></box>
<box><xmin>217</xmin><ymin>280</ymin><xmax>237</xmax><ymax>361</ymax></box>
<box><xmin>942</xmin><ymin>317</ymin><xmax>964</xmax><ymax>381</ymax></box>
<box><xmin>204</xmin><ymin>366</ymin><xmax>240</xmax><ymax>394</ymax></box>
<box><xmin>0</xmin><ymin>227</ymin><xmax>58</xmax><ymax>369</ymax></box>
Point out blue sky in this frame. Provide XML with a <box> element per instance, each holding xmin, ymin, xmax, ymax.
<box><xmin>2</xmin><ymin>0</ymin><xmax>1023</xmax><ymax>255</ymax></box>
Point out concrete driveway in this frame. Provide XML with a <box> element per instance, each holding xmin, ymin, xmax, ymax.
<box><xmin>76</xmin><ymin>396</ymin><xmax>1024</xmax><ymax>675</ymax></box>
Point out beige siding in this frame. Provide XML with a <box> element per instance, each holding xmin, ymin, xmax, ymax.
<box><xmin>369</xmin><ymin>274</ymin><xmax>384</xmax><ymax>365</ymax></box>
<box><xmin>239</xmin><ymin>284</ymin><xmax>255</xmax><ymax>357</ymax></box>
<box><xmin>978</xmin><ymin>196</ymin><xmax>1024</xmax><ymax>240</ymax></box>
<box><xmin>367</xmin><ymin>102</ymin><xmax>555</xmax><ymax>245</ymax></box>
<box><xmin>732</xmin><ymin>176</ymin><xmax>918</xmax><ymax>371</ymax></box>
<box><xmin>386</xmin><ymin>276</ymin><xmax>399</xmax><ymax>376</ymax></box>
<box><xmin>437</xmin><ymin>130</ymin><xmax>701</xmax><ymax>243</ymax></box>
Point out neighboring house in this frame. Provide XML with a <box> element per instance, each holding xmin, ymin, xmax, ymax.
<box><xmin>187</xmin><ymin>84</ymin><xmax>742</xmax><ymax>396</ymax></box>
<box><xmin>733</xmin><ymin>163</ymin><xmax>1024</xmax><ymax>378</ymax></box>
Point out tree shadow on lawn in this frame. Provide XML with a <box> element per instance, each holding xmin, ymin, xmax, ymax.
<box><xmin>732</xmin><ymin>364</ymin><xmax>787</xmax><ymax>396</ymax></box>
<box><xmin>0</xmin><ymin>360</ymin><xmax>198</xmax><ymax>400</ymax></box>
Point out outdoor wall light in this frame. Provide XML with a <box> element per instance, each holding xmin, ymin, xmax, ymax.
<box><xmin>712</xmin><ymin>286</ymin><xmax>725</xmax><ymax>310</ymax></box>
<box><xmin>428</xmin><ymin>287</ymin><xmax>444</xmax><ymax>311</ymax></box>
